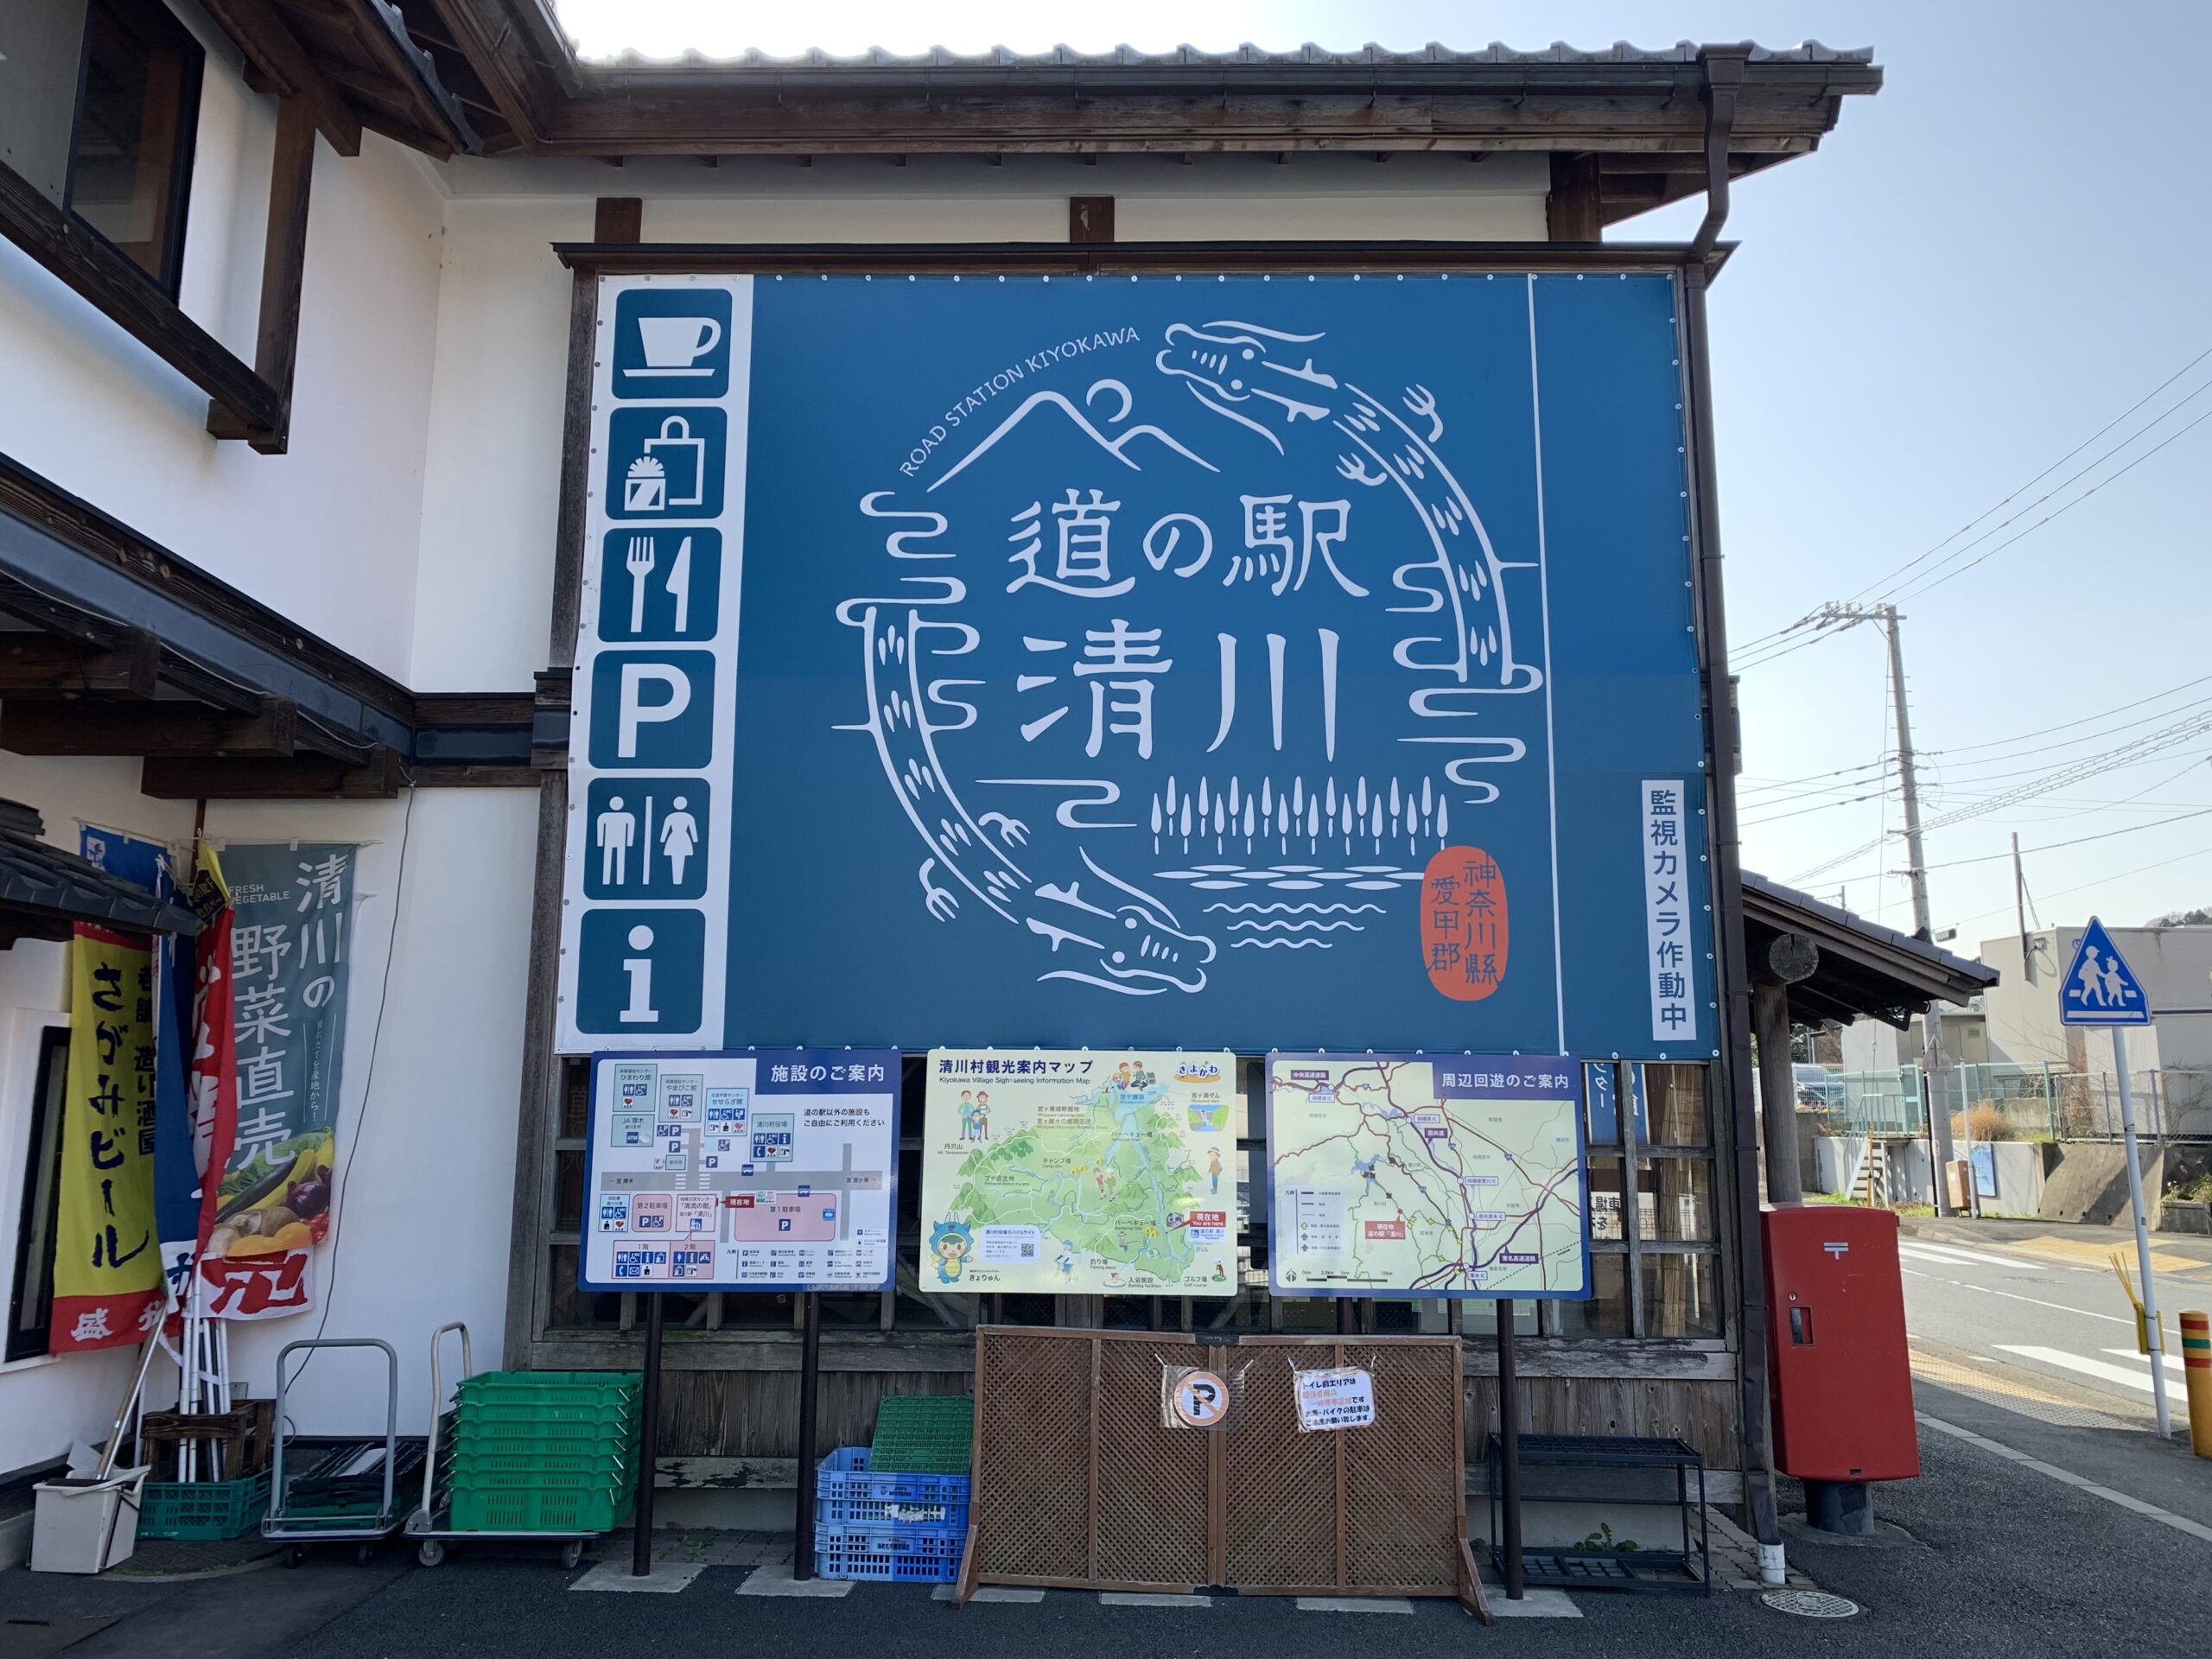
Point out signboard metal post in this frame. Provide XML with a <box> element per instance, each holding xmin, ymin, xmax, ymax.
<box><xmin>2059</xmin><ymin>918</ymin><xmax>2168</xmax><ymax>1437</ymax></box>
<box><xmin>2110</xmin><ymin>1042</ymin><xmax>2169</xmax><ymax>1438</ymax></box>
<box><xmin>1497</xmin><ymin>1300</ymin><xmax>1523</xmax><ymax>1600</ymax></box>
<box><xmin>632</xmin><ymin>1291</ymin><xmax>664</xmax><ymax>1577</ymax></box>
<box><xmin>794</xmin><ymin>1291</ymin><xmax>822</xmax><ymax>1580</ymax></box>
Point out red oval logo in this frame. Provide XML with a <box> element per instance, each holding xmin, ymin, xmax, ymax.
<box><xmin>1421</xmin><ymin>847</ymin><xmax>1507</xmax><ymax>1001</ymax></box>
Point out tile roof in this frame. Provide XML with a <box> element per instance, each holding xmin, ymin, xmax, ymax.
<box><xmin>580</xmin><ymin>39</ymin><xmax>1873</xmax><ymax>73</ymax></box>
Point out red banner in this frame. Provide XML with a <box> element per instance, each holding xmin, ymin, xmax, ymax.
<box><xmin>189</xmin><ymin>907</ymin><xmax>237</xmax><ymax>1253</ymax></box>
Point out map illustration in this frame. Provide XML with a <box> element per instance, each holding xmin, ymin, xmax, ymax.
<box><xmin>1268</xmin><ymin>1054</ymin><xmax>1586</xmax><ymax>1298</ymax></box>
<box><xmin>920</xmin><ymin>1048</ymin><xmax>1236</xmax><ymax>1296</ymax></box>
<box><xmin>580</xmin><ymin>1050</ymin><xmax>899</xmax><ymax>1293</ymax></box>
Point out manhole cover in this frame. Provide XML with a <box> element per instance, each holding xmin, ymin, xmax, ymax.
<box><xmin>1762</xmin><ymin>1589</ymin><xmax>1861</xmax><ymax>1619</ymax></box>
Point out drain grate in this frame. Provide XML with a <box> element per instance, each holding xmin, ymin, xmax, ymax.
<box><xmin>1762</xmin><ymin>1589</ymin><xmax>1862</xmax><ymax>1618</ymax></box>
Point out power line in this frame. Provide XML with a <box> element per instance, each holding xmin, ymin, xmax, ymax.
<box><xmin>1733</xmin><ymin>384</ymin><xmax>2212</xmax><ymax>676</ymax></box>
<box><xmin>1729</xmin><ymin>346</ymin><xmax>2212</xmax><ymax>660</ymax></box>
<box><xmin>1789</xmin><ymin>711</ymin><xmax>2212</xmax><ymax>881</ymax></box>
<box><xmin>1942</xmin><ymin>843</ymin><xmax>2212</xmax><ymax>934</ymax></box>
<box><xmin>1802</xmin><ymin>803</ymin><xmax>2212</xmax><ymax>888</ymax></box>
<box><xmin>1925</xmin><ymin>671</ymin><xmax>2212</xmax><ymax>755</ymax></box>
<box><xmin>1891</xmin><ymin>402</ymin><xmax>2212</xmax><ymax>605</ymax></box>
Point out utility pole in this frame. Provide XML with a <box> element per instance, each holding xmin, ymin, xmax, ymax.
<box><xmin>1799</xmin><ymin>601</ymin><xmax>1959</xmax><ymax>1211</ymax></box>
<box><xmin>2013</xmin><ymin>833</ymin><xmax>2032</xmax><ymax>984</ymax></box>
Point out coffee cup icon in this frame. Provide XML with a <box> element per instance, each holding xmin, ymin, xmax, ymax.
<box><xmin>632</xmin><ymin>315</ymin><xmax>722</xmax><ymax>376</ymax></box>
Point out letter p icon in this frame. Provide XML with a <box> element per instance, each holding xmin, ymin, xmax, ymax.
<box><xmin>618</xmin><ymin>664</ymin><xmax>690</xmax><ymax>758</ymax></box>
<box><xmin>589</xmin><ymin>651</ymin><xmax>715</xmax><ymax>769</ymax></box>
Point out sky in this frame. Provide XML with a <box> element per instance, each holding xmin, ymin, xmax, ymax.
<box><xmin>552</xmin><ymin>1</ymin><xmax>2212</xmax><ymax>951</ymax></box>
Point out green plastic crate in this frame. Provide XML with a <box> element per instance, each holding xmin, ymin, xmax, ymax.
<box><xmin>454</xmin><ymin>1370</ymin><xmax>642</xmax><ymax>1407</ymax></box>
<box><xmin>138</xmin><ymin>1469</ymin><xmax>271</xmax><ymax>1541</ymax></box>
<box><xmin>447</xmin><ymin>1481</ymin><xmax>633</xmax><ymax>1534</ymax></box>
<box><xmin>868</xmin><ymin>1395</ymin><xmax>973</xmax><ymax>1476</ymax></box>
<box><xmin>454</xmin><ymin>1401</ymin><xmax>640</xmax><ymax>1437</ymax></box>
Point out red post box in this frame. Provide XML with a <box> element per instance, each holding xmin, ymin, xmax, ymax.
<box><xmin>1763</xmin><ymin>1204</ymin><xmax>1919</xmax><ymax>1483</ymax></box>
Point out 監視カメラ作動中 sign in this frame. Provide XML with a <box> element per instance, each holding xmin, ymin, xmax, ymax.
<box><xmin>557</xmin><ymin>275</ymin><xmax>1716</xmax><ymax>1058</ymax></box>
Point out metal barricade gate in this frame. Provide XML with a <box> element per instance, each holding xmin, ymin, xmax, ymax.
<box><xmin>957</xmin><ymin>1327</ymin><xmax>1487</xmax><ymax>1618</ymax></box>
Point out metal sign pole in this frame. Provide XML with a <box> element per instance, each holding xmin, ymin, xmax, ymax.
<box><xmin>2113</xmin><ymin>1029</ymin><xmax>2171</xmax><ymax>1438</ymax></box>
<box><xmin>793</xmin><ymin>1291</ymin><xmax>823</xmax><ymax>1580</ymax></box>
<box><xmin>631</xmin><ymin>1292</ymin><xmax>664</xmax><ymax>1577</ymax></box>
<box><xmin>1496</xmin><ymin>1299</ymin><xmax>1523</xmax><ymax>1600</ymax></box>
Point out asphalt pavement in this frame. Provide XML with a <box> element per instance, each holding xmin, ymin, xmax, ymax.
<box><xmin>7</xmin><ymin>1217</ymin><xmax>2210</xmax><ymax>1657</ymax></box>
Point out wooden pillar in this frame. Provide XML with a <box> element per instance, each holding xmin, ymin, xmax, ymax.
<box><xmin>1069</xmin><ymin>196</ymin><xmax>1115</xmax><ymax>243</ymax></box>
<box><xmin>1544</xmin><ymin>153</ymin><xmax>1602</xmax><ymax>242</ymax></box>
<box><xmin>1754</xmin><ymin>980</ymin><xmax>1803</xmax><ymax>1204</ymax></box>
<box><xmin>207</xmin><ymin>94</ymin><xmax>317</xmax><ymax>452</ymax></box>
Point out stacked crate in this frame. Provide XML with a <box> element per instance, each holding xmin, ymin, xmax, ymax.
<box><xmin>445</xmin><ymin>1371</ymin><xmax>643</xmax><ymax>1534</ymax></box>
<box><xmin>812</xmin><ymin>1447</ymin><xmax>969</xmax><ymax>1582</ymax></box>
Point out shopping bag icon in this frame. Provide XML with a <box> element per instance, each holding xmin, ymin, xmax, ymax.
<box><xmin>606</xmin><ymin>408</ymin><xmax>726</xmax><ymax>521</ymax></box>
<box><xmin>622</xmin><ymin>416</ymin><xmax>706</xmax><ymax>512</ymax></box>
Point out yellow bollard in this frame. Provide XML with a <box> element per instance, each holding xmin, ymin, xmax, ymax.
<box><xmin>2183</xmin><ymin>1311</ymin><xmax>2212</xmax><ymax>1459</ymax></box>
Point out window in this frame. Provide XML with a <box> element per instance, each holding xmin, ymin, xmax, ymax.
<box><xmin>1574</xmin><ymin>1062</ymin><xmax>1725</xmax><ymax>1339</ymax></box>
<box><xmin>8</xmin><ymin>1029</ymin><xmax>72</xmax><ymax>1362</ymax></box>
<box><xmin>65</xmin><ymin>0</ymin><xmax>202</xmax><ymax>295</ymax></box>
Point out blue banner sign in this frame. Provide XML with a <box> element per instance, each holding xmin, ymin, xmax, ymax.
<box><xmin>559</xmin><ymin>273</ymin><xmax>1715</xmax><ymax>1058</ymax></box>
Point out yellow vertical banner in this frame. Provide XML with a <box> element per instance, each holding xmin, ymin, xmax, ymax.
<box><xmin>51</xmin><ymin>925</ymin><xmax>162</xmax><ymax>1352</ymax></box>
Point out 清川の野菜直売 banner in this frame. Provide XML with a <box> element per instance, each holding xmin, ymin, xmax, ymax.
<box><xmin>557</xmin><ymin>272</ymin><xmax>1714</xmax><ymax>1058</ymax></box>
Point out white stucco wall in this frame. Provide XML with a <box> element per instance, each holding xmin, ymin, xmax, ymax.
<box><xmin>0</xmin><ymin>22</ymin><xmax>446</xmax><ymax>683</ymax></box>
<box><xmin>0</xmin><ymin>769</ymin><xmax>537</xmax><ymax>1471</ymax></box>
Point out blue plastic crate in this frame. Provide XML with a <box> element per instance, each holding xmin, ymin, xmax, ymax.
<box><xmin>814</xmin><ymin>1520</ymin><xmax>965</xmax><ymax>1584</ymax></box>
<box><xmin>816</xmin><ymin>1447</ymin><xmax>970</xmax><ymax>1528</ymax></box>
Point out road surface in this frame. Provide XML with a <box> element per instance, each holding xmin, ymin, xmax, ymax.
<box><xmin>1899</xmin><ymin>1214</ymin><xmax>2212</xmax><ymax>1531</ymax></box>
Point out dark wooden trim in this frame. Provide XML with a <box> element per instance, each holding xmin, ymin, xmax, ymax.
<box><xmin>593</xmin><ymin>195</ymin><xmax>642</xmax><ymax>243</ymax></box>
<box><xmin>0</xmin><ymin>454</ymin><xmax>414</xmax><ymax>736</ymax></box>
<box><xmin>555</xmin><ymin>238</ymin><xmax>1732</xmax><ymax>276</ymax></box>
<box><xmin>194</xmin><ymin>0</ymin><xmax>363</xmax><ymax>156</ymax></box>
<box><xmin>0</xmin><ymin>162</ymin><xmax>284</xmax><ymax>437</ymax></box>
<box><xmin>0</xmin><ymin>632</ymin><xmax>161</xmax><ymax>698</ymax></box>
<box><xmin>504</xmin><ymin>773</ymin><xmax>569</xmax><ymax>1368</ymax></box>
<box><xmin>1680</xmin><ymin>257</ymin><xmax>1779</xmax><ymax>1544</ymax></box>
<box><xmin>1545</xmin><ymin>152</ymin><xmax>1603</xmax><ymax>241</ymax></box>
<box><xmin>207</xmin><ymin>95</ymin><xmax>317</xmax><ymax>452</ymax></box>
<box><xmin>142</xmin><ymin>746</ymin><xmax>405</xmax><ymax>799</ymax></box>
<box><xmin>1068</xmin><ymin>196</ymin><xmax>1114</xmax><ymax>244</ymax></box>
<box><xmin>1</xmin><ymin>696</ymin><xmax>296</xmax><ymax>758</ymax></box>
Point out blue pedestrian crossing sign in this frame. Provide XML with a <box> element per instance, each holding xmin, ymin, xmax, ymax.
<box><xmin>2059</xmin><ymin>918</ymin><xmax>2151</xmax><ymax>1026</ymax></box>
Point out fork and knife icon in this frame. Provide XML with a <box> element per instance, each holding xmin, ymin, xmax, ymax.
<box><xmin>624</xmin><ymin>534</ymin><xmax>692</xmax><ymax>633</ymax></box>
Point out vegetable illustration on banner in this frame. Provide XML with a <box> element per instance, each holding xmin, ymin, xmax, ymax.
<box><xmin>194</xmin><ymin>842</ymin><xmax>357</xmax><ymax>1320</ymax></box>
<box><xmin>51</xmin><ymin>925</ymin><xmax>162</xmax><ymax>1351</ymax></box>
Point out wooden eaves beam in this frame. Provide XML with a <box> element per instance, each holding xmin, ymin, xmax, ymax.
<box><xmin>195</xmin><ymin>0</ymin><xmax>364</xmax><ymax>156</ymax></box>
<box><xmin>0</xmin><ymin>697</ymin><xmax>298</xmax><ymax>759</ymax></box>
<box><xmin>0</xmin><ymin>632</ymin><xmax>161</xmax><ymax>699</ymax></box>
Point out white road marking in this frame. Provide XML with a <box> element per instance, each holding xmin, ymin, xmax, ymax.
<box><xmin>570</xmin><ymin>1560</ymin><xmax>705</xmax><ymax>1593</ymax></box>
<box><xmin>1995</xmin><ymin>1344</ymin><xmax>2164</xmax><ymax>1394</ymax></box>
<box><xmin>1898</xmin><ymin>1241</ymin><xmax>2090</xmax><ymax>1274</ymax></box>
<box><xmin>1099</xmin><ymin>1592</ymin><xmax>1213</xmax><ymax>1607</ymax></box>
<box><xmin>1917</xmin><ymin>1414</ymin><xmax>2212</xmax><ymax>1543</ymax></box>
<box><xmin>1900</xmin><ymin>1266</ymin><xmax>2133</xmax><ymax>1325</ymax></box>
<box><xmin>736</xmin><ymin>1564</ymin><xmax>855</xmax><ymax>1597</ymax></box>
<box><xmin>1295</xmin><ymin>1597</ymin><xmax>1415</xmax><ymax>1613</ymax></box>
<box><xmin>2100</xmin><ymin>1348</ymin><xmax>2186</xmax><ymax>1374</ymax></box>
<box><xmin>933</xmin><ymin>1584</ymin><xmax>1046</xmax><ymax>1603</ymax></box>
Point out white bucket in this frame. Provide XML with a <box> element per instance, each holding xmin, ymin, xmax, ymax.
<box><xmin>30</xmin><ymin>1467</ymin><xmax>149</xmax><ymax>1574</ymax></box>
